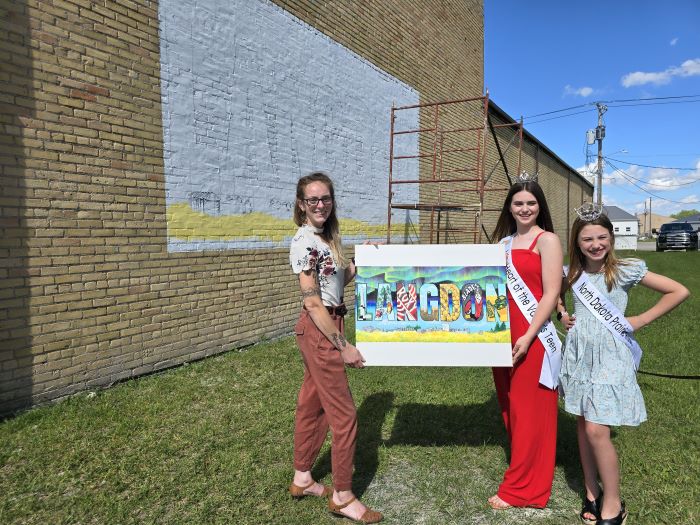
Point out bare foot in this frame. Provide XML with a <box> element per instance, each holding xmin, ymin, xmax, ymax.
<box><xmin>488</xmin><ymin>494</ymin><xmax>512</xmax><ymax>509</ymax></box>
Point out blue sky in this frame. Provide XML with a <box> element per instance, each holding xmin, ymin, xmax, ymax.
<box><xmin>485</xmin><ymin>1</ymin><xmax>700</xmax><ymax>217</ymax></box>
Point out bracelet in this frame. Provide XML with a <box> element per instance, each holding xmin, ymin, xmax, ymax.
<box><xmin>351</xmin><ymin>257</ymin><xmax>355</xmax><ymax>265</ymax></box>
<box><xmin>556</xmin><ymin>311</ymin><xmax>567</xmax><ymax>321</ymax></box>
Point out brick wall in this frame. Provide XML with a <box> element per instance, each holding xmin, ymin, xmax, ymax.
<box><xmin>0</xmin><ymin>0</ymin><xmax>485</xmax><ymax>414</ymax></box>
<box><xmin>0</xmin><ymin>0</ymin><xmax>590</xmax><ymax>415</ymax></box>
<box><xmin>479</xmin><ymin>104</ymin><xmax>593</xmax><ymax>249</ymax></box>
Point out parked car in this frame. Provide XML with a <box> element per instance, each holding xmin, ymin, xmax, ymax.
<box><xmin>654</xmin><ymin>222</ymin><xmax>698</xmax><ymax>252</ymax></box>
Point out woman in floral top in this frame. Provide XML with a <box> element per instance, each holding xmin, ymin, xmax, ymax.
<box><xmin>288</xmin><ymin>172</ymin><xmax>382</xmax><ymax>524</ymax></box>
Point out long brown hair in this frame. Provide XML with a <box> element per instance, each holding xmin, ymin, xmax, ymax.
<box><xmin>492</xmin><ymin>181</ymin><xmax>555</xmax><ymax>242</ymax></box>
<box><xmin>567</xmin><ymin>214</ymin><xmax>630</xmax><ymax>291</ymax></box>
<box><xmin>293</xmin><ymin>172</ymin><xmax>348</xmax><ymax>267</ymax></box>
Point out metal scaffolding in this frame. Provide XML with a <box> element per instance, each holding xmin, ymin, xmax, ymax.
<box><xmin>387</xmin><ymin>94</ymin><xmax>523</xmax><ymax>244</ymax></box>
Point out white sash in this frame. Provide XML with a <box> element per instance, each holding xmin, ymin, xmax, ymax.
<box><xmin>504</xmin><ymin>236</ymin><xmax>562</xmax><ymax>389</ymax></box>
<box><xmin>566</xmin><ymin>267</ymin><xmax>643</xmax><ymax>370</ymax></box>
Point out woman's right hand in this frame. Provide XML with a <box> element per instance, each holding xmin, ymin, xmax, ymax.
<box><xmin>562</xmin><ymin>312</ymin><xmax>576</xmax><ymax>331</ymax></box>
<box><xmin>340</xmin><ymin>344</ymin><xmax>366</xmax><ymax>369</ymax></box>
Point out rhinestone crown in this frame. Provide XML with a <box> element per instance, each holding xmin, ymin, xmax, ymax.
<box><xmin>515</xmin><ymin>171</ymin><xmax>538</xmax><ymax>183</ymax></box>
<box><xmin>574</xmin><ymin>201</ymin><xmax>604</xmax><ymax>222</ymax></box>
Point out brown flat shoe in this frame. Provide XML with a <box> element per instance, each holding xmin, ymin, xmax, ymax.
<box><xmin>328</xmin><ymin>496</ymin><xmax>383</xmax><ymax>524</ymax></box>
<box><xmin>289</xmin><ymin>480</ymin><xmax>332</xmax><ymax>499</ymax></box>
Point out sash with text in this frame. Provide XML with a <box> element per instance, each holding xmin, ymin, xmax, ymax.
<box><xmin>504</xmin><ymin>237</ymin><xmax>562</xmax><ymax>389</ymax></box>
<box><xmin>566</xmin><ymin>267</ymin><xmax>642</xmax><ymax>370</ymax></box>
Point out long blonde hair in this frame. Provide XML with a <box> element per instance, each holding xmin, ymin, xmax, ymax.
<box><xmin>293</xmin><ymin>172</ymin><xmax>349</xmax><ymax>267</ymax></box>
<box><xmin>567</xmin><ymin>214</ymin><xmax>630</xmax><ymax>291</ymax></box>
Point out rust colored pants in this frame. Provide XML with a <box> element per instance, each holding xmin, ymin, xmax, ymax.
<box><xmin>293</xmin><ymin>308</ymin><xmax>357</xmax><ymax>491</ymax></box>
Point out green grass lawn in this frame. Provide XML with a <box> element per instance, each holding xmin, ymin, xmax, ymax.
<box><xmin>1</xmin><ymin>252</ymin><xmax>698</xmax><ymax>524</ymax></box>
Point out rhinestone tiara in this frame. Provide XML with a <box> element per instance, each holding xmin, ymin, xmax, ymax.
<box><xmin>574</xmin><ymin>201</ymin><xmax>604</xmax><ymax>222</ymax></box>
<box><xmin>515</xmin><ymin>171</ymin><xmax>538</xmax><ymax>183</ymax></box>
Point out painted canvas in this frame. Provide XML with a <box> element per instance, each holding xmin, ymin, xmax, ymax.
<box><xmin>355</xmin><ymin>244</ymin><xmax>512</xmax><ymax>366</ymax></box>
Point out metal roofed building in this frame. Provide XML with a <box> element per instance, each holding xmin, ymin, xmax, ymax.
<box><xmin>604</xmin><ymin>205</ymin><xmax>638</xmax><ymax>250</ymax></box>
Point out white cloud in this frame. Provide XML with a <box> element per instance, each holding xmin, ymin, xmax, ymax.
<box><xmin>577</xmin><ymin>162</ymin><xmax>632</xmax><ymax>187</ymax></box>
<box><xmin>645</xmin><ymin>162</ymin><xmax>700</xmax><ymax>191</ymax></box>
<box><xmin>621</xmin><ymin>58</ymin><xmax>700</xmax><ymax>87</ymax></box>
<box><xmin>621</xmin><ymin>71</ymin><xmax>672</xmax><ymax>87</ymax></box>
<box><xmin>564</xmin><ymin>84</ymin><xmax>594</xmax><ymax>97</ymax></box>
<box><xmin>678</xmin><ymin>58</ymin><xmax>700</xmax><ymax>77</ymax></box>
<box><xmin>576</xmin><ymin>162</ymin><xmax>597</xmax><ymax>184</ymax></box>
<box><xmin>670</xmin><ymin>37</ymin><xmax>678</xmax><ymax>46</ymax></box>
<box><xmin>651</xmin><ymin>198</ymin><xmax>700</xmax><ymax>216</ymax></box>
<box><xmin>604</xmin><ymin>164</ymin><xmax>645</xmax><ymax>187</ymax></box>
<box><xmin>579</xmin><ymin>158</ymin><xmax>700</xmax><ymax>213</ymax></box>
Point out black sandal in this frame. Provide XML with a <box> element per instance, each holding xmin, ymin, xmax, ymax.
<box><xmin>580</xmin><ymin>491</ymin><xmax>602</xmax><ymax>525</ymax></box>
<box><xmin>596</xmin><ymin>502</ymin><xmax>627</xmax><ymax>525</ymax></box>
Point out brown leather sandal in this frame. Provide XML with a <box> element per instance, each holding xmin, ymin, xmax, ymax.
<box><xmin>288</xmin><ymin>480</ymin><xmax>332</xmax><ymax>499</ymax></box>
<box><xmin>328</xmin><ymin>496</ymin><xmax>383</xmax><ymax>524</ymax></box>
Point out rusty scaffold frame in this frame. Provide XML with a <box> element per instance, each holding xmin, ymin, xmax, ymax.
<box><xmin>386</xmin><ymin>94</ymin><xmax>523</xmax><ymax>244</ymax></box>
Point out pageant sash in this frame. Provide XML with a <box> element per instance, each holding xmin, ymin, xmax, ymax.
<box><xmin>504</xmin><ymin>237</ymin><xmax>562</xmax><ymax>389</ymax></box>
<box><xmin>566</xmin><ymin>268</ymin><xmax>643</xmax><ymax>370</ymax></box>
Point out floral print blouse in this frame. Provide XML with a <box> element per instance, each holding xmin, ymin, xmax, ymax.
<box><xmin>290</xmin><ymin>224</ymin><xmax>344</xmax><ymax>306</ymax></box>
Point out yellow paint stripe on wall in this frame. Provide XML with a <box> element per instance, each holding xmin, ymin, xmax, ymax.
<box><xmin>167</xmin><ymin>203</ymin><xmax>418</xmax><ymax>242</ymax></box>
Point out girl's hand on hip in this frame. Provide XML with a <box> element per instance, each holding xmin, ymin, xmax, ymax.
<box><xmin>625</xmin><ymin>315</ymin><xmax>646</xmax><ymax>331</ymax></box>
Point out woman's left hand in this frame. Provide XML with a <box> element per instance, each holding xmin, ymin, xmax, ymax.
<box><xmin>512</xmin><ymin>334</ymin><xmax>533</xmax><ymax>365</ymax></box>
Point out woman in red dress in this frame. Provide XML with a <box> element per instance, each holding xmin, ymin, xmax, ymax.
<box><xmin>488</xmin><ymin>177</ymin><xmax>563</xmax><ymax>509</ymax></box>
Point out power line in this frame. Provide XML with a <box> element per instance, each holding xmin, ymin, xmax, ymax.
<box><xmin>606</xmin><ymin>170</ymin><xmax>699</xmax><ymax>188</ymax></box>
<box><xmin>524</xmin><ymin>108</ymin><xmax>596</xmax><ymax>125</ymax></box>
<box><xmin>623</xmin><ymin>153</ymin><xmax>700</xmax><ymax>158</ymax></box>
<box><xmin>598</xmin><ymin>94</ymin><xmax>700</xmax><ymax>104</ymax></box>
<box><xmin>522</xmin><ymin>94</ymin><xmax>700</xmax><ymax>121</ymax></box>
<box><xmin>605</xmin><ymin>157</ymin><xmax>699</xmax><ymax>171</ymax></box>
<box><xmin>522</xmin><ymin>103</ymin><xmax>591</xmax><ymax>119</ymax></box>
<box><xmin>605</xmin><ymin>159</ymin><xmax>698</xmax><ymax>203</ymax></box>
<box><xmin>607</xmin><ymin>99</ymin><xmax>700</xmax><ymax>108</ymax></box>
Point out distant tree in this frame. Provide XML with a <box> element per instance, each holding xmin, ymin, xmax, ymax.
<box><xmin>670</xmin><ymin>209</ymin><xmax>699</xmax><ymax>220</ymax></box>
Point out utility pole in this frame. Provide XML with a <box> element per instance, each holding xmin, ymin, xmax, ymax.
<box><xmin>595</xmin><ymin>102</ymin><xmax>607</xmax><ymax>205</ymax></box>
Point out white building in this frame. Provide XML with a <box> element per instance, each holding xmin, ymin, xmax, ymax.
<box><xmin>604</xmin><ymin>205</ymin><xmax>638</xmax><ymax>250</ymax></box>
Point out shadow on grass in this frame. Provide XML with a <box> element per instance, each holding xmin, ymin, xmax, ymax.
<box><xmin>312</xmin><ymin>391</ymin><xmax>396</xmax><ymax>497</ymax></box>
<box><xmin>386</xmin><ymin>394</ymin><xmax>506</xmax><ymax>448</ymax></box>
<box><xmin>556</xmin><ymin>408</ymin><xmax>584</xmax><ymax>495</ymax></box>
<box><xmin>312</xmin><ymin>390</ymin><xmax>609</xmax><ymax>501</ymax></box>
<box><xmin>315</xmin><ymin>392</ymin><xmax>511</xmax><ymax>497</ymax></box>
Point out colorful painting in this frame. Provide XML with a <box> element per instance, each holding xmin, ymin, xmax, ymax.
<box><xmin>355</xmin><ymin>244</ymin><xmax>512</xmax><ymax>366</ymax></box>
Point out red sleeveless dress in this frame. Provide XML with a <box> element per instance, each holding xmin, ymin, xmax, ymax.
<box><xmin>491</xmin><ymin>232</ymin><xmax>558</xmax><ymax>507</ymax></box>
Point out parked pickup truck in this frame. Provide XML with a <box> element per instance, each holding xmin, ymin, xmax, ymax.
<box><xmin>655</xmin><ymin>222</ymin><xmax>698</xmax><ymax>252</ymax></box>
